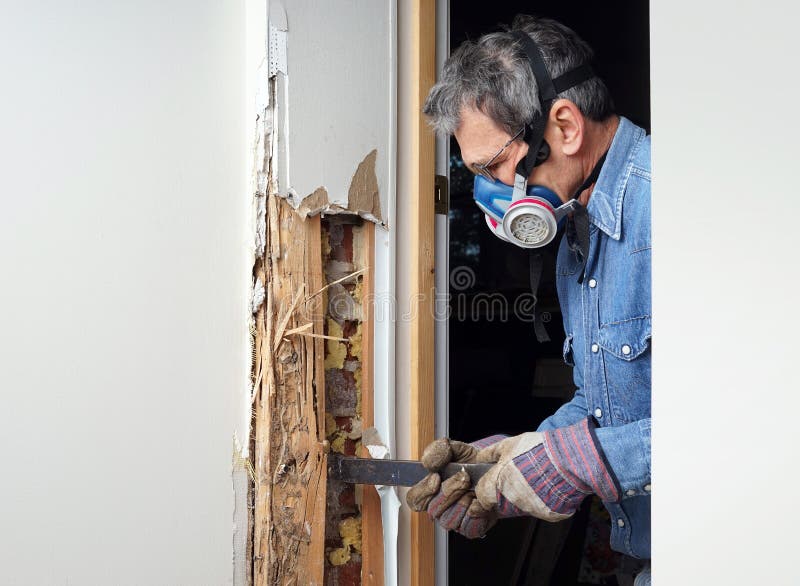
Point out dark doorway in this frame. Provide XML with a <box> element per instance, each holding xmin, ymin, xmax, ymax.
<box><xmin>446</xmin><ymin>3</ymin><xmax>650</xmax><ymax>585</ymax></box>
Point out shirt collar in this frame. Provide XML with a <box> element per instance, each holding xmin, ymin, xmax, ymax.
<box><xmin>586</xmin><ymin>117</ymin><xmax>645</xmax><ymax>240</ymax></box>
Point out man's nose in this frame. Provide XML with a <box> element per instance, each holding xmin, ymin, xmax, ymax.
<box><xmin>495</xmin><ymin>144</ymin><xmax>528</xmax><ymax>186</ymax></box>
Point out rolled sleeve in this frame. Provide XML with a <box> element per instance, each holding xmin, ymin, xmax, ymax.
<box><xmin>594</xmin><ymin>418</ymin><xmax>651</xmax><ymax>498</ymax></box>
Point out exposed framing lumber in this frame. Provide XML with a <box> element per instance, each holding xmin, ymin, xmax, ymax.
<box><xmin>360</xmin><ymin>222</ymin><xmax>384</xmax><ymax>586</ymax></box>
<box><xmin>253</xmin><ymin>196</ymin><xmax>327</xmax><ymax>586</ymax></box>
<box><xmin>409</xmin><ymin>1</ymin><xmax>437</xmax><ymax>585</ymax></box>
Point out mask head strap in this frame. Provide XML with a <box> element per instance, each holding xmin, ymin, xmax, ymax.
<box><xmin>510</xmin><ymin>31</ymin><xmax>595</xmax><ymax>194</ymax></box>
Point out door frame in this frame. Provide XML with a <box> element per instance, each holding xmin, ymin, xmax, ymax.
<box><xmin>408</xmin><ymin>1</ymin><xmax>437</xmax><ymax>585</ymax></box>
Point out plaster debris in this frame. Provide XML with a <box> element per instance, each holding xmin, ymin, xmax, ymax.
<box><xmin>325</xmin><ymin>260</ymin><xmax>356</xmax><ymax>284</ymax></box>
<box><xmin>362</xmin><ymin>426</ymin><xmax>390</xmax><ymax>460</ymax></box>
<box><xmin>255</xmin><ymin>194</ymin><xmax>267</xmax><ymax>258</ymax></box>
<box><xmin>251</xmin><ymin>277</ymin><xmax>265</xmax><ymax>314</ymax></box>
<box><xmin>328</xmin><ymin>283</ymin><xmax>362</xmax><ymax>322</ymax></box>
<box><xmin>346</xmin><ymin>418</ymin><xmax>363</xmax><ymax>441</ymax></box>
<box><xmin>325</xmin><ymin>369</ymin><xmax>358</xmax><ymax>417</ymax></box>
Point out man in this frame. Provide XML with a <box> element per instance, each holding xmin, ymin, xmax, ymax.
<box><xmin>406</xmin><ymin>15</ymin><xmax>651</xmax><ymax>582</ymax></box>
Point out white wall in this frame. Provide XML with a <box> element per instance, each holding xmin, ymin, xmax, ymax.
<box><xmin>652</xmin><ymin>0</ymin><xmax>800</xmax><ymax>583</ymax></box>
<box><xmin>274</xmin><ymin>0</ymin><xmax>395</xmax><ymax>223</ymax></box>
<box><xmin>0</xmin><ymin>2</ymin><xmax>248</xmax><ymax>584</ymax></box>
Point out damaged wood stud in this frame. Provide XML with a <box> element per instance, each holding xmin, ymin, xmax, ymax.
<box><xmin>253</xmin><ymin>199</ymin><xmax>327</xmax><ymax>586</ymax></box>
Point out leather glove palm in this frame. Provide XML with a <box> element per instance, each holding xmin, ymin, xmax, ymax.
<box><xmin>406</xmin><ymin>435</ymin><xmax>513</xmax><ymax>539</ymax></box>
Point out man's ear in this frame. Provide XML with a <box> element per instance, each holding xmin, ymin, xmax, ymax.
<box><xmin>549</xmin><ymin>99</ymin><xmax>584</xmax><ymax>156</ymax></box>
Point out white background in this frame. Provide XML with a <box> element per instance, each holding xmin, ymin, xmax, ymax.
<box><xmin>651</xmin><ymin>0</ymin><xmax>800</xmax><ymax>582</ymax></box>
<box><xmin>0</xmin><ymin>1</ymin><xmax>248</xmax><ymax>583</ymax></box>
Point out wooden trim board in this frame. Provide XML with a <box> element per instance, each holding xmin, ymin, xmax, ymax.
<box><xmin>409</xmin><ymin>1</ymin><xmax>437</xmax><ymax>585</ymax></box>
<box><xmin>360</xmin><ymin>222</ymin><xmax>385</xmax><ymax>586</ymax></box>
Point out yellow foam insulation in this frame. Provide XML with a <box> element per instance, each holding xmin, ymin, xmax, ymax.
<box><xmin>354</xmin><ymin>367</ymin><xmax>363</xmax><ymax>413</ymax></box>
<box><xmin>352</xmin><ymin>277</ymin><xmax>364</xmax><ymax>302</ymax></box>
<box><xmin>326</xmin><ymin>411</ymin><xmax>347</xmax><ymax>454</ymax></box>
<box><xmin>327</xmin><ymin>517</ymin><xmax>363</xmax><ymax>566</ymax></box>
<box><xmin>324</xmin><ymin>318</ymin><xmax>346</xmax><ymax>369</ymax></box>
<box><xmin>349</xmin><ymin>322</ymin><xmax>362</xmax><ymax>358</ymax></box>
<box><xmin>325</xmin><ymin>413</ymin><xmax>337</xmax><ymax>438</ymax></box>
<box><xmin>330</xmin><ymin>433</ymin><xmax>347</xmax><ymax>454</ymax></box>
<box><xmin>328</xmin><ymin>546</ymin><xmax>350</xmax><ymax>566</ymax></box>
<box><xmin>339</xmin><ymin>517</ymin><xmax>362</xmax><ymax>553</ymax></box>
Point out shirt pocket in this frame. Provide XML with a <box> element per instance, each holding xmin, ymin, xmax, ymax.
<box><xmin>597</xmin><ymin>317</ymin><xmax>652</xmax><ymax>423</ymax></box>
<box><xmin>562</xmin><ymin>333</ymin><xmax>575</xmax><ymax>366</ymax></box>
<box><xmin>597</xmin><ymin>317</ymin><xmax>652</xmax><ymax>361</ymax></box>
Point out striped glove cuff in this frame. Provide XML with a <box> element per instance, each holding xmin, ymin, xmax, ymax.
<box><xmin>542</xmin><ymin>418</ymin><xmax>620</xmax><ymax>503</ymax></box>
<box><xmin>497</xmin><ymin>443</ymin><xmax>588</xmax><ymax>516</ymax></box>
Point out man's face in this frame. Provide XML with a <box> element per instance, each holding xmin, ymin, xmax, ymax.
<box><xmin>454</xmin><ymin>106</ymin><xmax>575</xmax><ymax>203</ymax></box>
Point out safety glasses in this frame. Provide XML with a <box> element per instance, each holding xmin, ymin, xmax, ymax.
<box><xmin>470</xmin><ymin>127</ymin><xmax>525</xmax><ymax>182</ymax></box>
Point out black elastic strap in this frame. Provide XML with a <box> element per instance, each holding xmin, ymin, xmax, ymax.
<box><xmin>513</xmin><ymin>32</ymin><xmax>557</xmax><ymax>103</ymax></box>
<box><xmin>567</xmin><ymin>206</ymin><xmax>591</xmax><ymax>284</ymax></box>
<box><xmin>567</xmin><ymin>151</ymin><xmax>608</xmax><ymax>283</ymax></box>
<box><xmin>513</xmin><ymin>32</ymin><xmax>555</xmax><ymax>179</ymax></box>
<box><xmin>578</xmin><ymin>151</ymin><xmax>608</xmax><ymax>194</ymax></box>
<box><xmin>553</xmin><ymin>64</ymin><xmax>595</xmax><ymax>94</ymax></box>
<box><xmin>528</xmin><ymin>251</ymin><xmax>550</xmax><ymax>343</ymax></box>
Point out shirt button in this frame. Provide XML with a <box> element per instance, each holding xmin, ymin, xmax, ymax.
<box><xmin>626</xmin><ymin>489</ymin><xmax>636</xmax><ymax>497</ymax></box>
<box><xmin>594</xmin><ymin>408</ymin><xmax>603</xmax><ymax>418</ymax></box>
<box><xmin>644</xmin><ymin>484</ymin><xmax>651</xmax><ymax>492</ymax></box>
<box><xmin>621</xmin><ymin>344</ymin><xmax>632</xmax><ymax>356</ymax></box>
<box><xmin>617</xmin><ymin>518</ymin><xmax>625</xmax><ymax>528</ymax></box>
<box><xmin>591</xmin><ymin>343</ymin><xmax>599</xmax><ymax>353</ymax></box>
<box><xmin>588</xmin><ymin>278</ymin><xmax>597</xmax><ymax>288</ymax></box>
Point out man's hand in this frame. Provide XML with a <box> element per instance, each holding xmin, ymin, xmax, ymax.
<box><xmin>406</xmin><ymin>436</ymin><xmax>509</xmax><ymax>539</ymax></box>
<box><xmin>407</xmin><ymin>419</ymin><xmax>620</xmax><ymax>538</ymax></box>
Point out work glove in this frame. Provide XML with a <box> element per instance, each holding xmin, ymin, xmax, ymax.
<box><xmin>474</xmin><ymin>418</ymin><xmax>620</xmax><ymax>523</ymax></box>
<box><xmin>406</xmin><ymin>434</ymin><xmax>514</xmax><ymax>539</ymax></box>
<box><xmin>407</xmin><ymin>419</ymin><xmax>620</xmax><ymax>538</ymax></box>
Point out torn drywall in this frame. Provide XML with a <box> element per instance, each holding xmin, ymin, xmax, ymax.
<box><xmin>345</xmin><ymin>150</ymin><xmax>383</xmax><ymax>225</ymax></box>
<box><xmin>295</xmin><ymin>150</ymin><xmax>385</xmax><ymax>226</ymax></box>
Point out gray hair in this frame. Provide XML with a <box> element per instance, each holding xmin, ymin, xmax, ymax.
<box><xmin>423</xmin><ymin>15</ymin><xmax>614</xmax><ymax>136</ymax></box>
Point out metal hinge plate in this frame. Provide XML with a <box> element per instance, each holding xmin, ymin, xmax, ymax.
<box><xmin>434</xmin><ymin>174</ymin><xmax>449</xmax><ymax>215</ymax></box>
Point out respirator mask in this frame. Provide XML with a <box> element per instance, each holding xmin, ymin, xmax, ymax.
<box><xmin>474</xmin><ymin>175</ymin><xmax>579</xmax><ymax>247</ymax></box>
<box><xmin>472</xmin><ymin>31</ymin><xmax>596</xmax><ymax>250</ymax></box>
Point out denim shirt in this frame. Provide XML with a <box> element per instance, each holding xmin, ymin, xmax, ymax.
<box><xmin>537</xmin><ymin>117</ymin><xmax>652</xmax><ymax>559</ymax></box>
